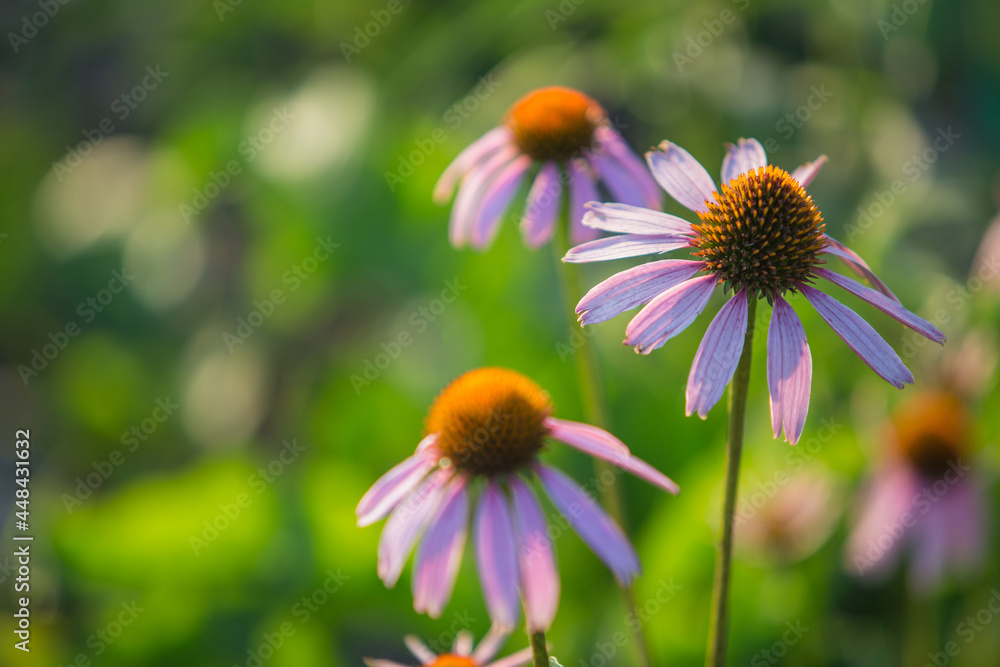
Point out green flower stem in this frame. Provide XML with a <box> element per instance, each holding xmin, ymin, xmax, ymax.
<box><xmin>530</xmin><ymin>630</ymin><xmax>549</xmax><ymax>667</ymax></box>
<box><xmin>551</xmin><ymin>220</ymin><xmax>654</xmax><ymax>667</ymax></box>
<box><xmin>705</xmin><ymin>297</ymin><xmax>757</xmax><ymax>667</ymax></box>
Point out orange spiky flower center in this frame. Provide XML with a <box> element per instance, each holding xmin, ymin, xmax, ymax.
<box><xmin>893</xmin><ymin>391</ymin><xmax>970</xmax><ymax>479</ymax></box>
<box><xmin>504</xmin><ymin>87</ymin><xmax>604</xmax><ymax>162</ymax></box>
<box><xmin>691</xmin><ymin>165</ymin><xmax>826</xmax><ymax>299</ymax></box>
<box><xmin>426</xmin><ymin>367</ymin><xmax>552</xmax><ymax>476</ymax></box>
<box><xmin>427</xmin><ymin>656</ymin><xmax>479</xmax><ymax>667</ymax></box>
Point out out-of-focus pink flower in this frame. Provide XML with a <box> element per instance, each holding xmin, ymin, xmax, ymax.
<box><xmin>356</xmin><ymin>367</ymin><xmax>678</xmax><ymax>632</ymax></box>
<box><xmin>845</xmin><ymin>391</ymin><xmax>987</xmax><ymax>593</ymax></box>
<box><xmin>365</xmin><ymin>625</ymin><xmax>532</xmax><ymax>667</ymax></box>
<box><xmin>435</xmin><ymin>87</ymin><xmax>660</xmax><ymax>250</ymax></box>
<box><xmin>564</xmin><ymin>138</ymin><xmax>945</xmax><ymax>443</ymax></box>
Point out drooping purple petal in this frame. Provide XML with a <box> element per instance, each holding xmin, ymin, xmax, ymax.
<box><xmin>378</xmin><ymin>468</ymin><xmax>453</xmax><ymax>587</ymax></box>
<box><xmin>403</xmin><ymin>635</ymin><xmax>437</xmax><ymax>664</ymax></box>
<box><xmin>646</xmin><ymin>141</ymin><xmax>716</xmax><ymax>214</ymax></box>
<box><xmin>508</xmin><ymin>476</ymin><xmax>559</xmax><ymax>633</ymax></box>
<box><xmin>686</xmin><ymin>289</ymin><xmax>749</xmax><ymax>419</ymax></box>
<box><xmin>790</xmin><ymin>155</ymin><xmax>827</xmax><ymax>188</ymax></box>
<box><xmin>521</xmin><ymin>162</ymin><xmax>562</xmax><ymax>248</ymax></box>
<box><xmin>412</xmin><ymin>475</ymin><xmax>469</xmax><ymax>618</ymax></box>
<box><xmin>475</xmin><ymin>480</ymin><xmax>521</xmax><ymax>630</ymax></box>
<box><xmin>563</xmin><ymin>234</ymin><xmax>691</xmax><ymax>264</ymax></box>
<box><xmin>357</xmin><ymin>439</ymin><xmax>440</xmax><ymax>527</ymax></box>
<box><xmin>845</xmin><ymin>465</ymin><xmax>919</xmax><ymax>579</ymax></box>
<box><xmin>450</xmin><ymin>145</ymin><xmax>519</xmax><ymax>248</ymax></box>
<box><xmin>800</xmin><ymin>284</ymin><xmax>914</xmax><ymax>388</ymax></box>
<box><xmin>568</xmin><ymin>160</ymin><xmax>602</xmax><ymax>245</ymax></box>
<box><xmin>434</xmin><ymin>127</ymin><xmax>514</xmax><ymax>204</ymax></box>
<box><xmin>544</xmin><ymin>417</ymin><xmax>679</xmax><ymax>494</ymax></box>
<box><xmin>721</xmin><ymin>138</ymin><xmax>767</xmax><ymax>185</ymax></box>
<box><xmin>815</xmin><ymin>268</ymin><xmax>945</xmax><ymax>343</ymax></box>
<box><xmin>535</xmin><ymin>464</ymin><xmax>640</xmax><ymax>584</ymax></box>
<box><xmin>582</xmin><ymin>202</ymin><xmax>694</xmax><ymax>236</ymax></box>
<box><xmin>594</xmin><ymin>126</ymin><xmax>662</xmax><ymax>207</ymax></box>
<box><xmin>470</xmin><ymin>154</ymin><xmax>533</xmax><ymax>249</ymax></box>
<box><xmin>625</xmin><ymin>274</ymin><xmax>717</xmax><ymax>354</ymax></box>
<box><xmin>767</xmin><ymin>295</ymin><xmax>812</xmax><ymax>444</ymax></box>
<box><xmin>909</xmin><ymin>492</ymin><xmax>949</xmax><ymax>593</ymax></box>
<box><xmin>940</xmin><ymin>477</ymin><xmax>986</xmax><ymax>572</ymax></box>
<box><xmin>591</xmin><ymin>151</ymin><xmax>653</xmax><ymax>208</ymax></box>
<box><xmin>822</xmin><ymin>235</ymin><xmax>900</xmax><ymax>302</ymax></box>
<box><xmin>576</xmin><ymin>259</ymin><xmax>706</xmax><ymax>325</ymax></box>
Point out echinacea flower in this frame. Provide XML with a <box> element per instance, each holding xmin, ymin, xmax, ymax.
<box><xmin>565</xmin><ymin>138</ymin><xmax>946</xmax><ymax>443</ymax></box>
<box><xmin>434</xmin><ymin>86</ymin><xmax>660</xmax><ymax>250</ymax></box>
<box><xmin>356</xmin><ymin>367</ymin><xmax>678</xmax><ymax>632</ymax></box>
<box><xmin>846</xmin><ymin>390</ymin><xmax>987</xmax><ymax>593</ymax></box>
<box><xmin>365</xmin><ymin>625</ymin><xmax>532</xmax><ymax>667</ymax></box>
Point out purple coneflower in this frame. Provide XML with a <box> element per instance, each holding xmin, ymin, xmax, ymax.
<box><xmin>365</xmin><ymin>625</ymin><xmax>532</xmax><ymax>667</ymax></box>
<box><xmin>434</xmin><ymin>87</ymin><xmax>660</xmax><ymax>250</ymax></box>
<box><xmin>356</xmin><ymin>367</ymin><xmax>678</xmax><ymax>634</ymax></box>
<box><xmin>846</xmin><ymin>390</ymin><xmax>986</xmax><ymax>593</ymax></box>
<box><xmin>565</xmin><ymin>138</ymin><xmax>946</xmax><ymax>443</ymax></box>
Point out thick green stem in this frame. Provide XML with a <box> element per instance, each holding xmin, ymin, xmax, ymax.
<box><xmin>530</xmin><ymin>631</ymin><xmax>549</xmax><ymax>667</ymax></box>
<box><xmin>705</xmin><ymin>297</ymin><xmax>757</xmax><ymax>667</ymax></box>
<box><xmin>552</xmin><ymin>224</ymin><xmax>653</xmax><ymax>667</ymax></box>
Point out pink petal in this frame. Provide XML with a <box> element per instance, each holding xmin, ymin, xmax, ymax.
<box><xmin>377</xmin><ymin>468</ymin><xmax>453</xmax><ymax>587</ymax></box>
<box><xmin>475</xmin><ymin>480</ymin><xmax>521</xmax><ymax>630</ymax></box>
<box><xmin>535</xmin><ymin>464</ymin><xmax>640</xmax><ymax>584</ymax></box>
<box><xmin>364</xmin><ymin>660</ymin><xmax>410</xmax><ymax>667</ymax></box>
<box><xmin>452</xmin><ymin>631</ymin><xmax>474</xmax><ymax>655</ymax></box>
<box><xmin>470</xmin><ymin>624</ymin><xmax>510</xmax><ymax>663</ymax></box>
<box><xmin>413</xmin><ymin>475</ymin><xmax>469</xmax><ymax>618</ymax></box>
<box><xmin>487</xmin><ymin>648</ymin><xmax>536</xmax><ymax>667</ymax></box>
<box><xmin>563</xmin><ymin>234</ymin><xmax>691</xmax><ymax>264</ymax></box>
<box><xmin>357</xmin><ymin>440</ymin><xmax>440</xmax><ymax>527</ymax></box>
<box><xmin>909</xmin><ymin>495</ymin><xmax>949</xmax><ymax>593</ymax></box>
<box><xmin>790</xmin><ymin>155</ymin><xmax>827</xmax><ymax>188</ymax></box>
<box><xmin>685</xmin><ymin>289</ymin><xmax>748</xmax><ymax>419</ymax></box>
<box><xmin>720</xmin><ymin>138</ymin><xmax>767</xmax><ymax>184</ymax></box>
<box><xmin>940</xmin><ymin>477</ymin><xmax>986</xmax><ymax>571</ymax></box>
<box><xmin>403</xmin><ymin>635</ymin><xmax>437</xmax><ymax>664</ymax></box>
<box><xmin>582</xmin><ymin>202</ymin><xmax>694</xmax><ymax>236</ymax></box>
<box><xmin>576</xmin><ymin>259</ymin><xmax>706</xmax><ymax>325</ymax></box>
<box><xmin>508</xmin><ymin>476</ymin><xmax>559</xmax><ymax>633</ymax></box>
<box><xmin>645</xmin><ymin>141</ymin><xmax>716</xmax><ymax>213</ymax></box>
<box><xmin>766</xmin><ymin>295</ymin><xmax>812</xmax><ymax>444</ymax></box>
<box><xmin>845</xmin><ymin>465</ymin><xmax>919</xmax><ymax>579</ymax></box>
<box><xmin>800</xmin><ymin>284</ymin><xmax>914</xmax><ymax>388</ymax></box>
<box><xmin>521</xmin><ymin>162</ymin><xmax>562</xmax><ymax>248</ymax></box>
<box><xmin>594</xmin><ymin>126</ymin><xmax>662</xmax><ymax>207</ymax></box>
<box><xmin>450</xmin><ymin>145</ymin><xmax>519</xmax><ymax>248</ymax></box>
<box><xmin>815</xmin><ymin>268</ymin><xmax>945</xmax><ymax>343</ymax></box>
<box><xmin>822</xmin><ymin>235</ymin><xmax>900</xmax><ymax>303</ymax></box>
<box><xmin>545</xmin><ymin>416</ymin><xmax>679</xmax><ymax>494</ymax></box>
<box><xmin>624</xmin><ymin>274</ymin><xmax>717</xmax><ymax>354</ymax></box>
<box><xmin>434</xmin><ymin>127</ymin><xmax>514</xmax><ymax>204</ymax></box>
<box><xmin>470</xmin><ymin>154</ymin><xmax>533</xmax><ymax>249</ymax></box>
<box><xmin>568</xmin><ymin>160</ymin><xmax>602</xmax><ymax>245</ymax></box>
<box><xmin>590</xmin><ymin>151</ymin><xmax>652</xmax><ymax>208</ymax></box>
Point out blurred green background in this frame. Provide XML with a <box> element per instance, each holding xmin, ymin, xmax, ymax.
<box><xmin>2</xmin><ymin>0</ymin><xmax>999</xmax><ymax>665</ymax></box>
